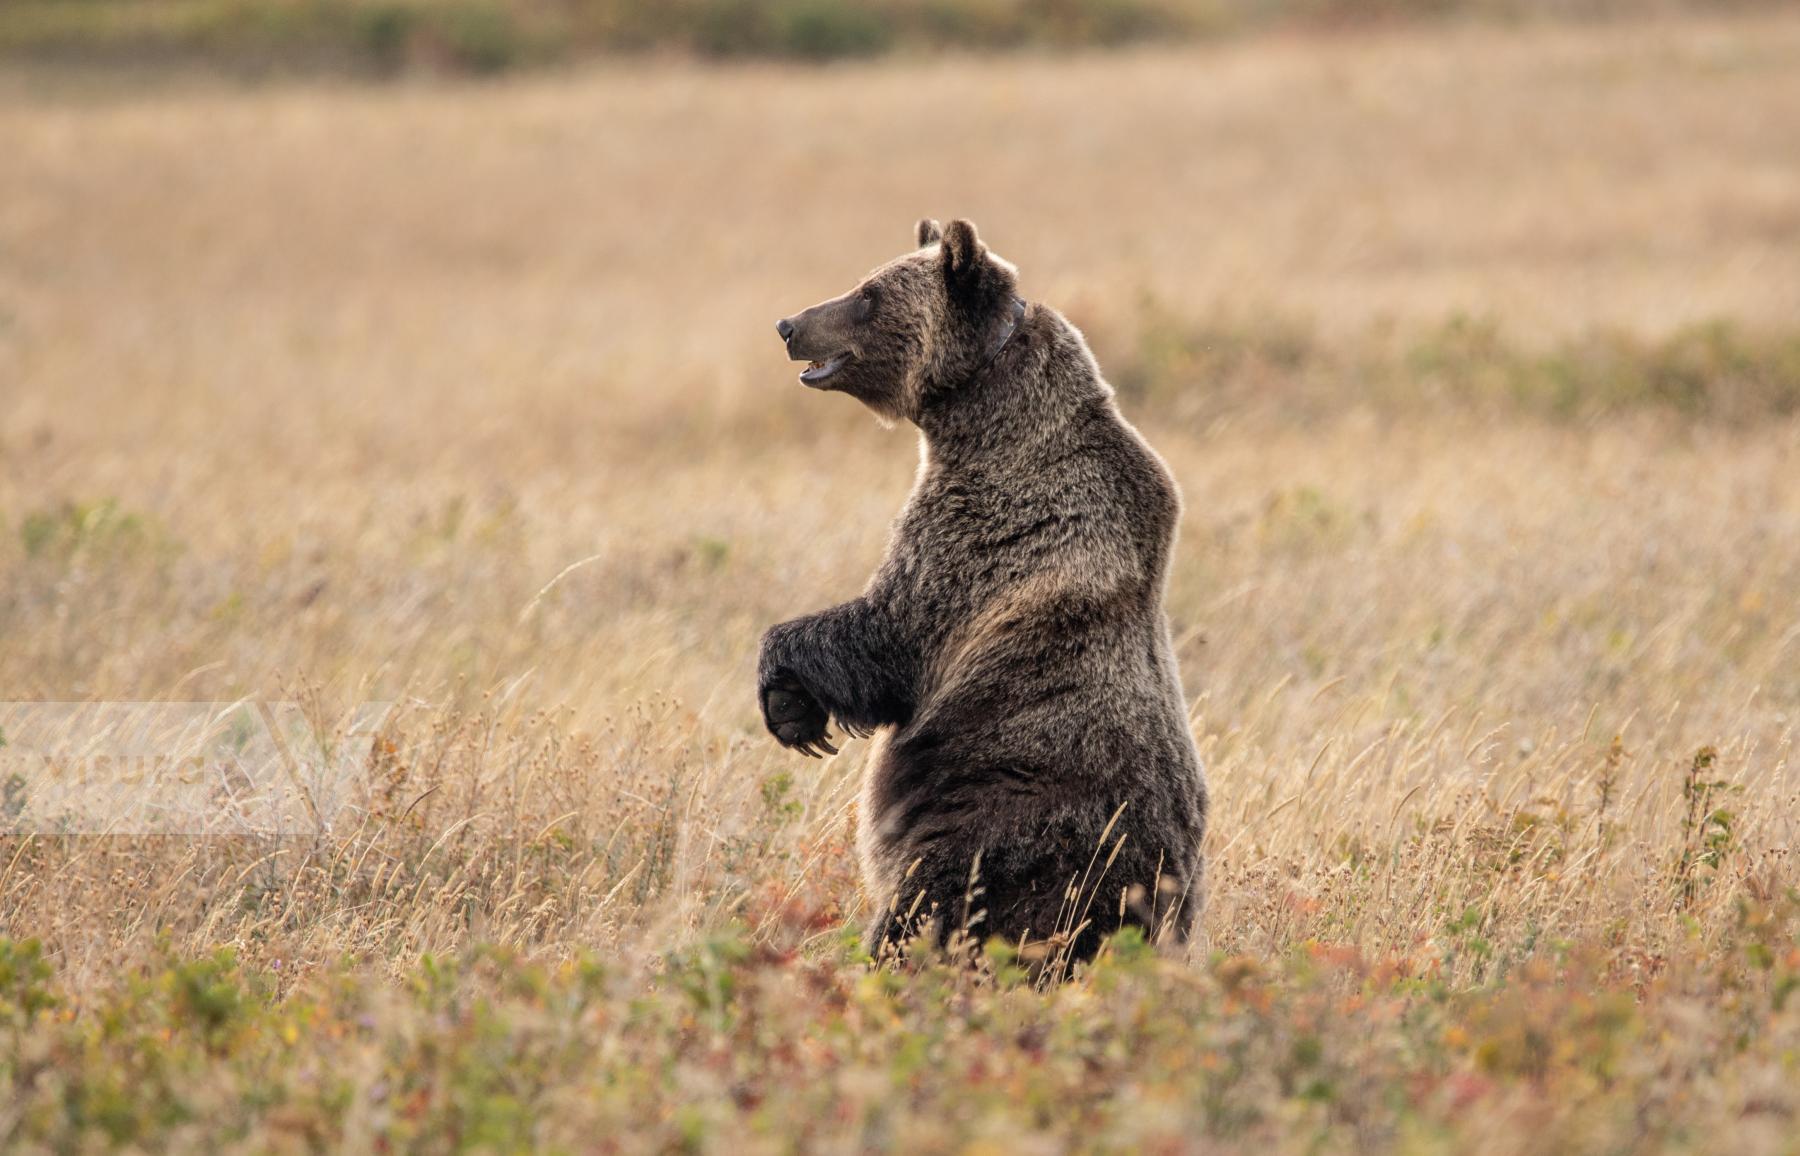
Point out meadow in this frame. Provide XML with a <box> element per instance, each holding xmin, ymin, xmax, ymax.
<box><xmin>2</xmin><ymin>11</ymin><xmax>1800</xmax><ymax>1152</ymax></box>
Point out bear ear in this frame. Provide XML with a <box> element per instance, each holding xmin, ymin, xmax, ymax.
<box><xmin>915</xmin><ymin>218</ymin><xmax>943</xmax><ymax>247</ymax></box>
<box><xmin>940</xmin><ymin>218</ymin><xmax>985</xmax><ymax>279</ymax></box>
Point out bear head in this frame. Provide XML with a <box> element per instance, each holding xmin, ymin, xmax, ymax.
<box><xmin>775</xmin><ymin>218</ymin><xmax>1021</xmax><ymax>424</ymax></box>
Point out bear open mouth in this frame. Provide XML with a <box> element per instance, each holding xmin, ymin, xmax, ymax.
<box><xmin>799</xmin><ymin>352</ymin><xmax>851</xmax><ymax>386</ymax></box>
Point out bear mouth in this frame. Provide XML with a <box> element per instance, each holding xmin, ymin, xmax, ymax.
<box><xmin>799</xmin><ymin>352</ymin><xmax>851</xmax><ymax>386</ymax></box>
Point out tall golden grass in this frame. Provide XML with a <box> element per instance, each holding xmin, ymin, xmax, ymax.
<box><xmin>0</xmin><ymin>14</ymin><xmax>1797</xmax><ymax>1150</ymax></box>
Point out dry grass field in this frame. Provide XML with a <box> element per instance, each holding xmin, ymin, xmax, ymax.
<box><xmin>3</xmin><ymin>12</ymin><xmax>1800</xmax><ymax>1153</ymax></box>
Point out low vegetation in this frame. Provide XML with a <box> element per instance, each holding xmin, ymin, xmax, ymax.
<box><xmin>1112</xmin><ymin>310</ymin><xmax>1800</xmax><ymax>424</ymax></box>
<box><xmin>4</xmin><ymin>911</ymin><xmax>1799</xmax><ymax>1150</ymax></box>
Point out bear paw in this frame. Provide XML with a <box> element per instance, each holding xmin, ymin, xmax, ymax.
<box><xmin>760</xmin><ymin>676</ymin><xmax>838</xmax><ymax>758</ymax></box>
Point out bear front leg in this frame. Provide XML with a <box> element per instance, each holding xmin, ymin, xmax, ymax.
<box><xmin>757</xmin><ymin>598</ymin><xmax>914</xmax><ymax>757</ymax></box>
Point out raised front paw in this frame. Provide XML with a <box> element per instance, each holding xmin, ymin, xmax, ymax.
<box><xmin>760</xmin><ymin>675</ymin><xmax>838</xmax><ymax>758</ymax></box>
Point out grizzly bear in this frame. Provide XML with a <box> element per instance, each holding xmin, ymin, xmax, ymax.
<box><xmin>760</xmin><ymin>218</ymin><xmax>1207</xmax><ymax>968</ymax></box>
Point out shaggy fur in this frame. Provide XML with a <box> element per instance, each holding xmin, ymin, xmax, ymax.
<box><xmin>762</xmin><ymin>220</ymin><xmax>1207</xmax><ymax>967</ymax></box>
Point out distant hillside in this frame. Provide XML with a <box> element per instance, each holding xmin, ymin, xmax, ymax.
<box><xmin>0</xmin><ymin>0</ymin><xmax>1784</xmax><ymax>75</ymax></box>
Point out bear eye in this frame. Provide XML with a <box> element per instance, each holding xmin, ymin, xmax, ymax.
<box><xmin>858</xmin><ymin>285</ymin><xmax>878</xmax><ymax>317</ymax></box>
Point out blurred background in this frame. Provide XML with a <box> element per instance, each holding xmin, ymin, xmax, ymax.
<box><xmin>4</xmin><ymin>0</ymin><xmax>1797</xmax><ymax>708</ymax></box>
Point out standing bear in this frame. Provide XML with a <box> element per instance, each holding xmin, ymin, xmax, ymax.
<box><xmin>760</xmin><ymin>219</ymin><xmax>1207</xmax><ymax>967</ymax></box>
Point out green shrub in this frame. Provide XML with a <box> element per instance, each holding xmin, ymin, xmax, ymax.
<box><xmin>353</xmin><ymin>3</ymin><xmax>418</xmax><ymax>72</ymax></box>
<box><xmin>0</xmin><ymin>938</ymin><xmax>56</xmax><ymax>1026</ymax></box>
<box><xmin>770</xmin><ymin>0</ymin><xmax>893</xmax><ymax>59</ymax></box>
<box><xmin>430</xmin><ymin>1</ymin><xmax>522</xmax><ymax>73</ymax></box>
<box><xmin>18</xmin><ymin>498</ymin><xmax>166</xmax><ymax>562</ymax></box>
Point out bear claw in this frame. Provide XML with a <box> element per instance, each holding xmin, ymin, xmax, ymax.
<box><xmin>761</xmin><ymin>681</ymin><xmax>836</xmax><ymax>757</ymax></box>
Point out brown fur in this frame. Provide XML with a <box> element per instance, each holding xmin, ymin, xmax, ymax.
<box><xmin>762</xmin><ymin>220</ymin><xmax>1207</xmax><ymax>970</ymax></box>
